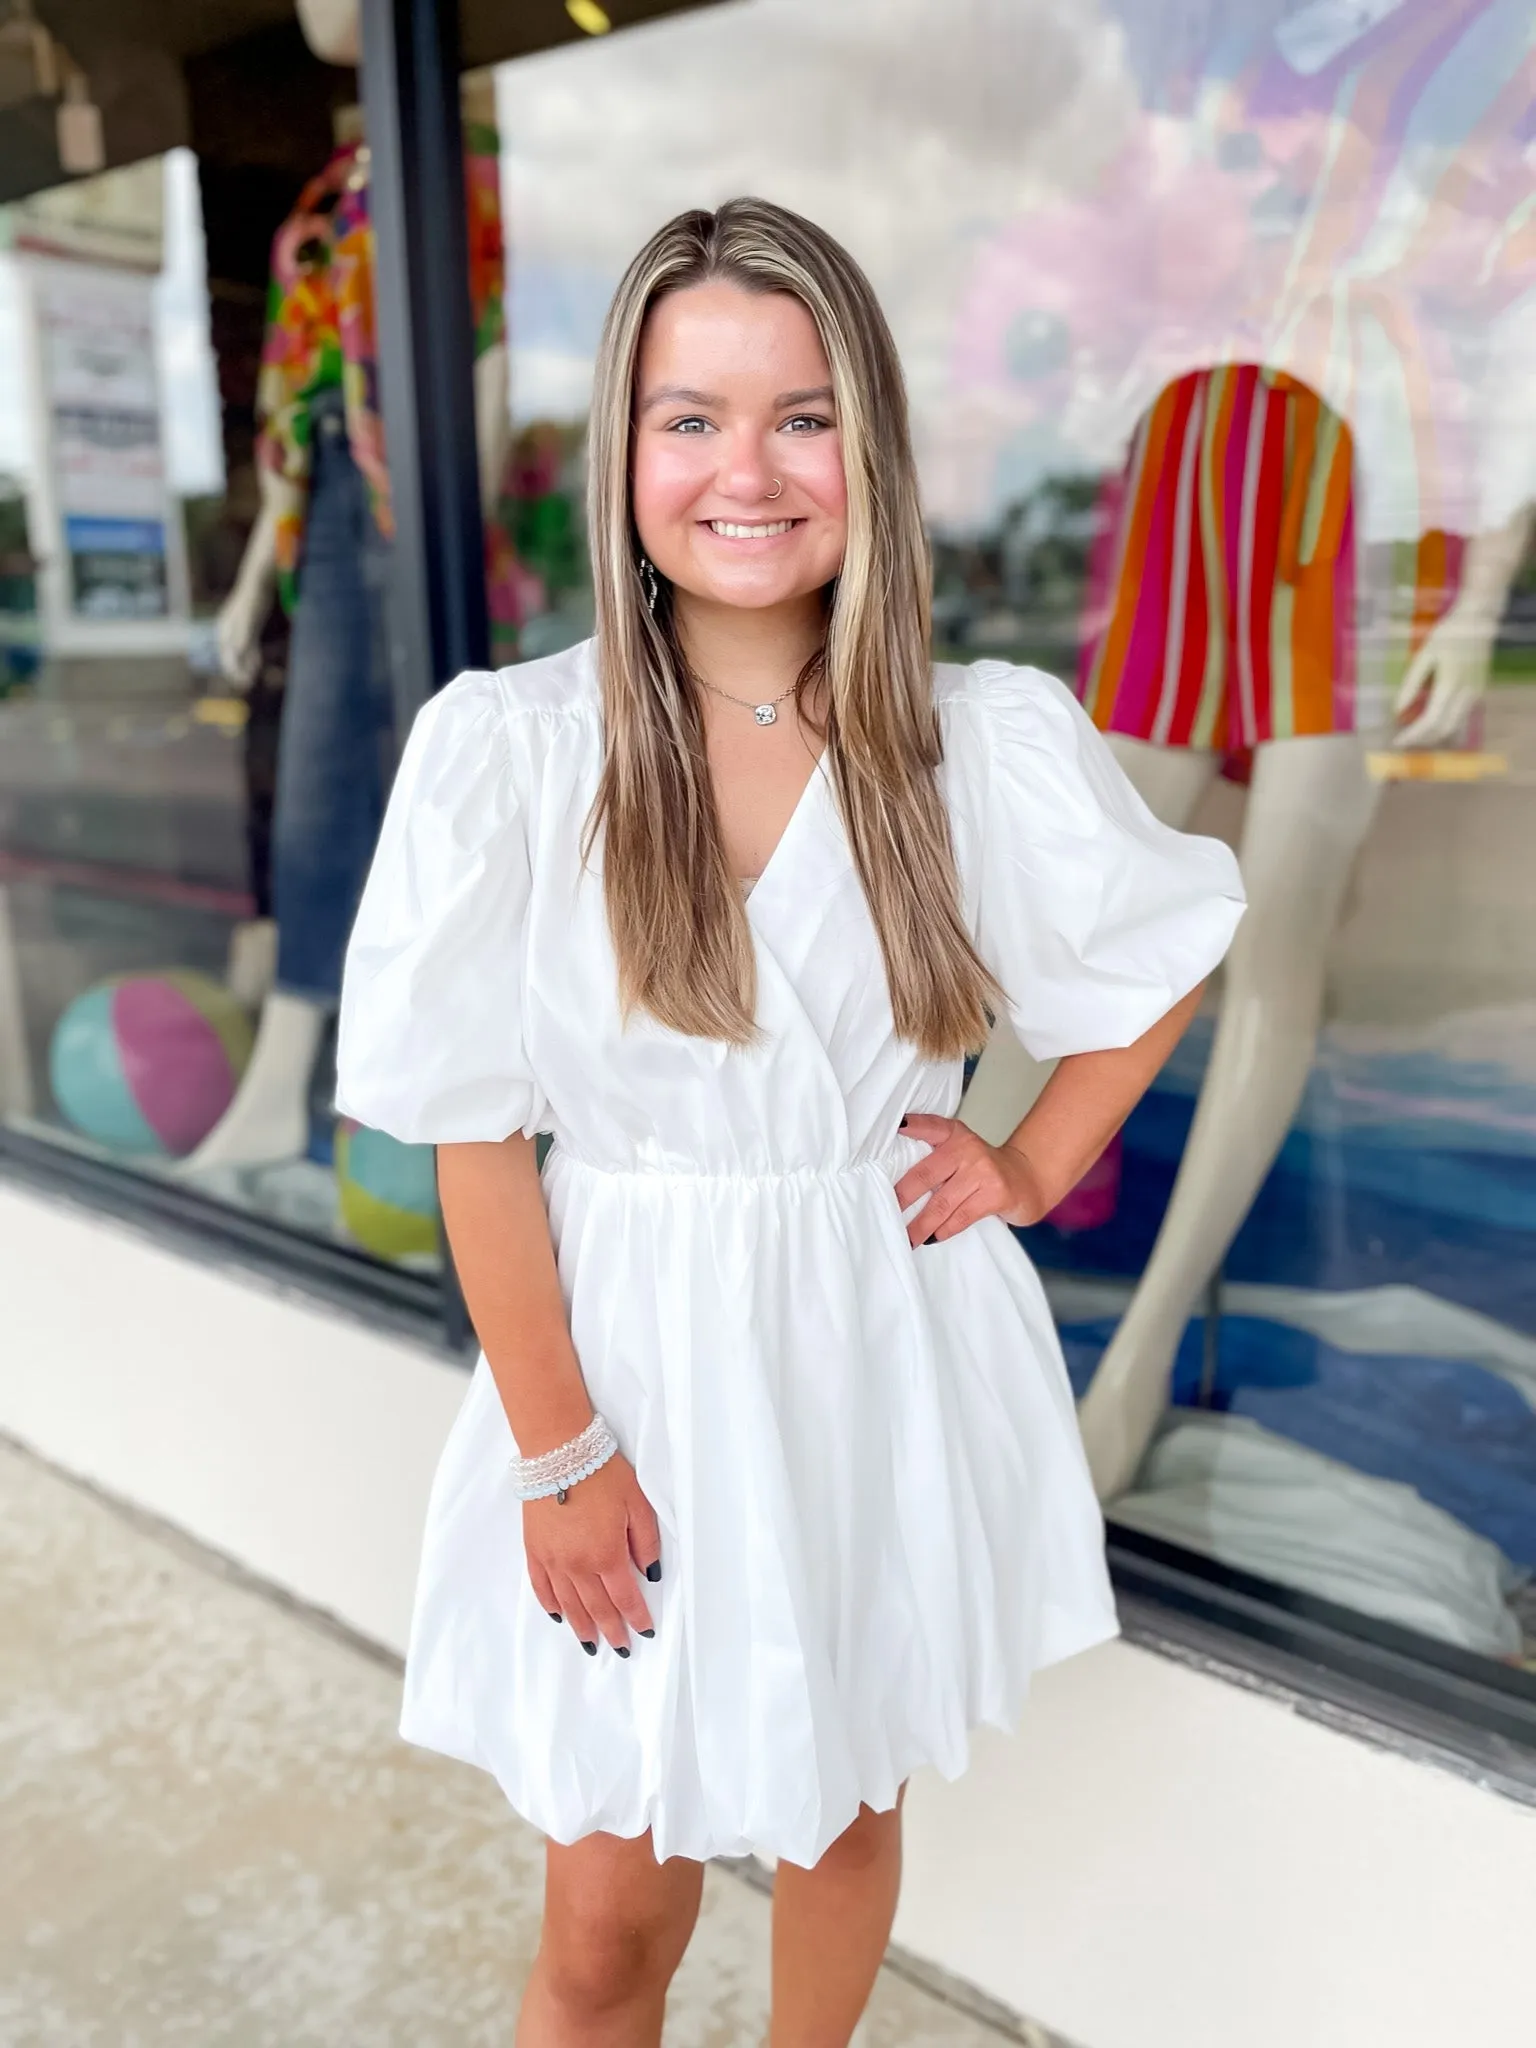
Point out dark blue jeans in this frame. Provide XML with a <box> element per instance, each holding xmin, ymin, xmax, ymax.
<box><xmin>272</xmin><ymin>387</ymin><xmax>395</xmax><ymax>1004</ymax></box>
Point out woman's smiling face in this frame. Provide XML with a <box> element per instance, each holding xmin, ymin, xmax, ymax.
<box><xmin>630</xmin><ymin>280</ymin><xmax>849</xmax><ymax>614</ymax></box>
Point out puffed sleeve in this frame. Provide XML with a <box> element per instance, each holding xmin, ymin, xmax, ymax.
<box><xmin>333</xmin><ymin>669</ymin><xmax>548</xmax><ymax>1143</ymax></box>
<box><xmin>967</xmin><ymin>661</ymin><xmax>1246</xmax><ymax>1061</ymax></box>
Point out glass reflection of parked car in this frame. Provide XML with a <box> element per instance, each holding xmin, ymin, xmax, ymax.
<box><xmin>931</xmin><ymin>471</ymin><xmax>1100</xmax><ymax>671</ymax></box>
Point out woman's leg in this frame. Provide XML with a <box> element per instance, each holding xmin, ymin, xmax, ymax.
<box><xmin>768</xmin><ymin>1783</ymin><xmax>907</xmax><ymax>2048</ymax></box>
<box><xmin>516</xmin><ymin>1829</ymin><xmax>705</xmax><ymax>2048</ymax></box>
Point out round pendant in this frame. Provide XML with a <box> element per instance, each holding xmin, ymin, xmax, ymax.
<box><xmin>753</xmin><ymin>703</ymin><xmax>777</xmax><ymax>726</ymax></box>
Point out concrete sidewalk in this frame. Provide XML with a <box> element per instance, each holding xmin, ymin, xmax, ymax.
<box><xmin>0</xmin><ymin>1437</ymin><xmax>1028</xmax><ymax>2047</ymax></box>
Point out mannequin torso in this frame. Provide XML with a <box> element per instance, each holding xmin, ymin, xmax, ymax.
<box><xmin>214</xmin><ymin>13</ymin><xmax>510</xmax><ymax>686</ymax></box>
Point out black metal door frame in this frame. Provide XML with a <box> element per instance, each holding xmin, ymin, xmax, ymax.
<box><xmin>360</xmin><ymin>0</ymin><xmax>489</xmax><ymax>1352</ymax></box>
<box><xmin>360</xmin><ymin>0</ymin><xmax>491</xmax><ymax>737</ymax></box>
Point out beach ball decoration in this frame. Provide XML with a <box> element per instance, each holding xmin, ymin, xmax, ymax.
<box><xmin>49</xmin><ymin>970</ymin><xmax>254</xmax><ymax>1158</ymax></box>
<box><xmin>334</xmin><ymin>1116</ymin><xmax>441</xmax><ymax>1262</ymax></box>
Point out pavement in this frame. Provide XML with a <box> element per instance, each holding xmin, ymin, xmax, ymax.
<box><xmin>0</xmin><ymin>1437</ymin><xmax>1038</xmax><ymax>2048</ymax></box>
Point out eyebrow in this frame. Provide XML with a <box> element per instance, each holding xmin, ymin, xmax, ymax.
<box><xmin>637</xmin><ymin>383</ymin><xmax>836</xmax><ymax>414</ymax></box>
<box><xmin>638</xmin><ymin>385</ymin><xmax>723</xmax><ymax>413</ymax></box>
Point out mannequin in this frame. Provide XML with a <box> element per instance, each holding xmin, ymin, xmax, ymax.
<box><xmin>959</xmin><ymin>0</ymin><xmax>1536</xmax><ymax>1500</ymax></box>
<box><xmin>971</xmin><ymin>493</ymin><xmax>1531</xmax><ymax>1498</ymax></box>
<box><xmin>966</xmin><ymin>362</ymin><xmax>1383</xmax><ymax>1498</ymax></box>
<box><xmin>188</xmin><ymin>0</ymin><xmax>511</xmax><ymax>1172</ymax></box>
<box><xmin>1393</xmin><ymin>503</ymin><xmax>1534</xmax><ymax>747</ymax></box>
<box><xmin>967</xmin><ymin>491</ymin><xmax>1533</xmax><ymax>1500</ymax></box>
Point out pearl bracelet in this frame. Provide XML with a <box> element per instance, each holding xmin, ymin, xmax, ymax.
<box><xmin>509</xmin><ymin>1412</ymin><xmax>619</xmax><ymax>1503</ymax></box>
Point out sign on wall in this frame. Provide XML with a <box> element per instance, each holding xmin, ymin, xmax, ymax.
<box><xmin>36</xmin><ymin>262</ymin><xmax>170</xmax><ymax>620</ymax></box>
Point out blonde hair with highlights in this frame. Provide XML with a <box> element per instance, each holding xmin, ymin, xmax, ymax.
<box><xmin>584</xmin><ymin>196</ymin><xmax>1002</xmax><ymax>1060</ymax></box>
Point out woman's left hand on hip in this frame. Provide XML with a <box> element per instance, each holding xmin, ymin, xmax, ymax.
<box><xmin>894</xmin><ymin>1113</ymin><xmax>1051</xmax><ymax>1246</ymax></box>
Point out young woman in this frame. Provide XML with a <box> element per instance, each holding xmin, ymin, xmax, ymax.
<box><xmin>335</xmin><ymin>198</ymin><xmax>1244</xmax><ymax>2046</ymax></box>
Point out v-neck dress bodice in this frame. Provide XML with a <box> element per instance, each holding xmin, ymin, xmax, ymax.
<box><xmin>334</xmin><ymin>636</ymin><xmax>1245</xmax><ymax>1866</ymax></box>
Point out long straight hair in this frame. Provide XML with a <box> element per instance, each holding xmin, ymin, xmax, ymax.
<box><xmin>583</xmin><ymin>197</ymin><xmax>1002</xmax><ymax>1060</ymax></box>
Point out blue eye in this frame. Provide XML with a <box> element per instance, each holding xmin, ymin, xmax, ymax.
<box><xmin>668</xmin><ymin>416</ymin><xmax>713</xmax><ymax>434</ymax></box>
<box><xmin>782</xmin><ymin>414</ymin><xmax>832</xmax><ymax>433</ymax></box>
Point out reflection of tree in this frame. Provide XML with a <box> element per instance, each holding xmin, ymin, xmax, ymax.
<box><xmin>507</xmin><ymin>421</ymin><xmax>588</xmax><ymax>593</ymax></box>
<box><xmin>1495</xmin><ymin>522</ymin><xmax>1536</xmax><ymax>678</ymax></box>
<box><xmin>931</xmin><ymin>471</ymin><xmax>1102</xmax><ymax>666</ymax></box>
<box><xmin>0</xmin><ymin>487</ymin><xmax>35</xmax><ymax>597</ymax></box>
<box><xmin>488</xmin><ymin>419</ymin><xmax>593</xmax><ymax>664</ymax></box>
<box><xmin>0</xmin><ymin>479</ymin><xmax>39</xmax><ymax>697</ymax></box>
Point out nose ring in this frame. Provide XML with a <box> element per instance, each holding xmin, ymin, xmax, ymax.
<box><xmin>766</xmin><ymin>478</ymin><xmax>783</xmax><ymax>499</ymax></box>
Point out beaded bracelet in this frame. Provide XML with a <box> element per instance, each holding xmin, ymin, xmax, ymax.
<box><xmin>509</xmin><ymin>1411</ymin><xmax>619</xmax><ymax>1503</ymax></box>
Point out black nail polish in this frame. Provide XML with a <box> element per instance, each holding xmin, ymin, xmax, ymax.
<box><xmin>547</xmin><ymin>1610</ymin><xmax>562</xmax><ymax>1622</ymax></box>
<box><xmin>645</xmin><ymin>1560</ymin><xmax>662</xmax><ymax>1582</ymax></box>
<box><xmin>898</xmin><ymin>1114</ymin><xmax>909</xmax><ymax>1128</ymax></box>
<box><xmin>923</xmin><ymin>1232</ymin><xmax>937</xmax><ymax>1245</ymax></box>
<box><xmin>640</xmin><ymin>1628</ymin><xmax>655</xmax><ymax>1638</ymax></box>
<box><xmin>581</xmin><ymin>1639</ymin><xmax>597</xmax><ymax>1655</ymax></box>
<box><xmin>614</xmin><ymin>1645</ymin><xmax>630</xmax><ymax>1658</ymax></box>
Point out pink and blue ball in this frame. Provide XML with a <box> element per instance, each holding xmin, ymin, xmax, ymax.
<box><xmin>49</xmin><ymin>970</ymin><xmax>254</xmax><ymax>1158</ymax></box>
<box><xmin>335</xmin><ymin>1116</ymin><xmax>441</xmax><ymax>1261</ymax></box>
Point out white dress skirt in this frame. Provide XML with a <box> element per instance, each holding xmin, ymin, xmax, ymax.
<box><xmin>333</xmin><ymin>639</ymin><xmax>1245</xmax><ymax>1867</ymax></box>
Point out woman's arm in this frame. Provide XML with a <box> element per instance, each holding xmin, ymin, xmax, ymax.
<box><xmin>437</xmin><ymin>1136</ymin><xmax>661</xmax><ymax>1655</ymax></box>
<box><xmin>894</xmin><ymin>982</ymin><xmax>1207</xmax><ymax>1244</ymax></box>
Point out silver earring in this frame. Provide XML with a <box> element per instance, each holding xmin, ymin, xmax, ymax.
<box><xmin>638</xmin><ymin>552</ymin><xmax>659</xmax><ymax>615</ymax></box>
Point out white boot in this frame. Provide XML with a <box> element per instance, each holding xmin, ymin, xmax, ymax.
<box><xmin>225</xmin><ymin>917</ymin><xmax>278</xmax><ymax>1010</ymax></box>
<box><xmin>179</xmin><ymin>989</ymin><xmax>327</xmax><ymax>1171</ymax></box>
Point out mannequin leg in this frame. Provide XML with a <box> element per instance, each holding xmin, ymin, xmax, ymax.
<box><xmin>180</xmin><ymin>989</ymin><xmax>328</xmax><ymax>1169</ymax></box>
<box><xmin>182</xmin><ymin>395</ymin><xmax>391</xmax><ymax>1173</ymax></box>
<box><xmin>226</xmin><ymin>917</ymin><xmax>278</xmax><ymax>1010</ymax></box>
<box><xmin>179</xmin><ymin>918</ymin><xmax>304</xmax><ymax>1171</ymax></box>
<box><xmin>960</xmin><ymin>738</ymin><xmax>1218</xmax><ymax>1144</ymax></box>
<box><xmin>1076</xmin><ymin>733</ymin><xmax>1381</xmax><ymax>1501</ymax></box>
<box><xmin>1102</xmin><ymin>733</ymin><xmax>1226</xmax><ymax>829</ymax></box>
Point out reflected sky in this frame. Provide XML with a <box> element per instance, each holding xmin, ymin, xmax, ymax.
<box><xmin>499</xmin><ymin>0</ymin><xmax>1536</xmax><ymax>539</ymax></box>
<box><xmin>0</xmin><ymin>1</ymin><xmax>1530</xmax><ymax>542</ymax></box>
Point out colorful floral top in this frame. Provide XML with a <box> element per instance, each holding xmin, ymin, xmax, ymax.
<box><xmin>255</xmin><ymin>122</ymin><xmax>506</xmax><ymax>615</ymax></box>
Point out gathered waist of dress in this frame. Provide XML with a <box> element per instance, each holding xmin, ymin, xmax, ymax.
<box><xmin>542</xmin><ymin>1137</ymin><xmax>915</xmax><ymax>1186</ymax></box>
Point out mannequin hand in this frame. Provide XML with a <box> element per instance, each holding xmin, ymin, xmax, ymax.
<box><xmin>894</xmin><ymin>1112</ymin><xmax>1054</xmax><ymax>1244</ymax></box>
<box><xmin>523</xmin><ymin>1450</ymin><xmax>661</xmax><ymax>1656</ymax></box>
<box><xmin>214</xmin><ymin>572</ymin><xmax>271</xmax><ymax>691</ymax></box>
<box><xmin>1393</xmin><ymin>602</ymin><xmax>1494</xmax><ymax>748</ymax></box>
<box><xmin>215</xmin><ymin>473</ymin><xmax>297</xmax><ymax>688</ymax></box>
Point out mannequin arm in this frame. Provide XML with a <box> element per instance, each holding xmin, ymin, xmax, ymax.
<box><xmin>1394</xmin><ymin>501</ymin><xmax>1533</xmax><ymax>747</ymax></box>
<box><xmin>216</xmin><ymin>343</ymin><xmax>505</xmax><ymax>689</ymax></box>
<box><xmin>475</xmin><ymin>341</ymin><xmax>511</xmax><ymax>521</ymax></box>
<box><xmin>215</xmin><ymin>469</ymin><xmax>303</xmax><ymax>689</ymax></box>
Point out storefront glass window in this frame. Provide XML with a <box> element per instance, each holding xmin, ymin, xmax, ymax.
<box><xmin>492</xmin><ymin>0</ymin><xmax>1536</xmax><ymax>1678</ymax></box>
<box><xmin>0</xmin><ymin>61</ymin><xmax>482</xmax><ymax>1281</ymax></box>
<box><xmin>3</xmin><ymin>0</ymin><xmax>1532</xmax><ymax>1694</ymax></box>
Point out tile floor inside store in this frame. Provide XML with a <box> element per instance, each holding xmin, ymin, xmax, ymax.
<box><xmin>0</xmin><ymin>1437</ymin><xmax>1057</xmax><ymax>2048</ymax></box>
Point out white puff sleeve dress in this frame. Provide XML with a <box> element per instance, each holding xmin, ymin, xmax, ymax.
<box><xmin>334</xmin><ymin>640</ymin><xmax>1245</xmax><ymax>1867</ymax></box>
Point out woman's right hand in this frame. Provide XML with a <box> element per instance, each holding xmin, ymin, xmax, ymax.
<box><xmin>433</xmin><ymin>1140</ymin><xmax>660</xmax><ymax>1656</ymax></box>
<box><xmin>524</xmin><ymin>1452</ymin><xmax>662</xmax><ymax>1656</ymax></box>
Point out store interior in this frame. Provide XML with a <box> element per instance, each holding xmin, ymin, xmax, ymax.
<box><xmin>0</xmin><ymin>0</ymin><xmax>1533</xmax><ymax>1693</ymax></box>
